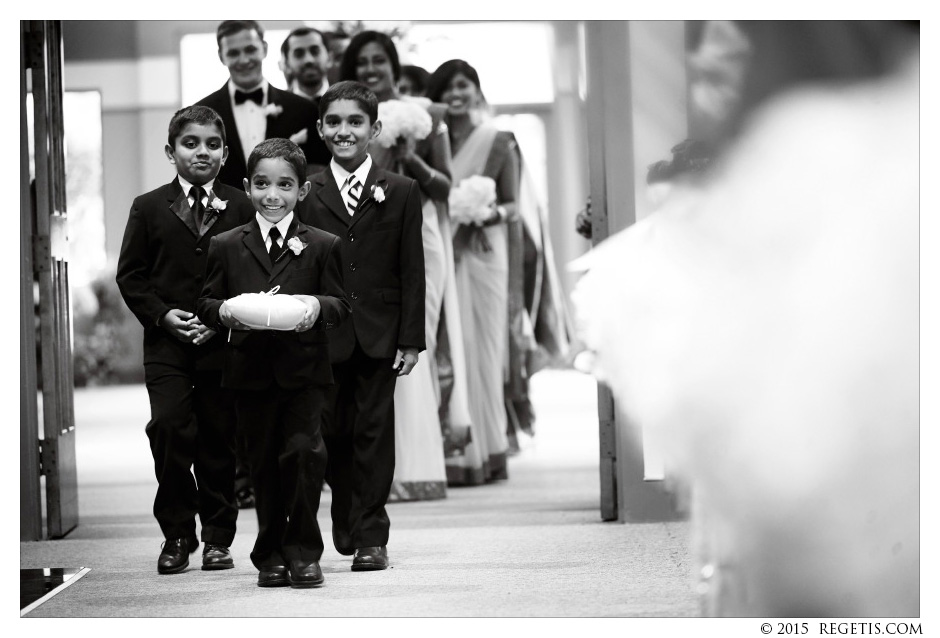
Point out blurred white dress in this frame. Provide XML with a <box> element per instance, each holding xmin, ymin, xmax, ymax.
<box><xmin>573</xmin><ymin>56</ymin><xmax>919</xmax><ymax>616</ymax></box>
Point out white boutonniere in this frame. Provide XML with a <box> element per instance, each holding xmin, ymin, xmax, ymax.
<box><xmin>263</xmin><ymin>103</ymin><xmax>284</xmax><ymax>118</ymax></box>
<box><xmin>287</xmin><ymin>237</ymin><xmax>306</xmax><ymax>255</ymax></box>
<box><xmin>289</xmin><ymin>128</ymin><xmax>308</xmax><ymax>145</ymax></box>
<box><xmin>371</xmin><ymin>185</ymin><xmax>386</xmax><ymax>203</ymax></box>
<box><xmin>209</xmin><ymin>197</ymin><xmax>228</xmax><ymax>212</ymax></box>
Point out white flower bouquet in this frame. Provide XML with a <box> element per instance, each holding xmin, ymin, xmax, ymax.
<box><xmin>449</xmin><ymin>175</ymin><xmax>497</xmax><ymax>225</ymax></box>
<box><xmin>374</xmin><ymin>99</ymin><xmax>433</xmax><ymax>148</ymax></box>
<box><xmin>449</xmin><ymin>175</ymin><xmax>498</xmax><ymax>253</ymax></box>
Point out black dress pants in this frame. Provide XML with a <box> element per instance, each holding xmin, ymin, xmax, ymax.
<box><xmin>144</xmin><ymin>362</ymin><xmax>237</xmax><ymax>546</ymax></box>
<box><xmin>322</xmin><ymin>342</ymin><xmax>398</xmax><ymax>550</ymax></box>
<box><xmin>237</xmin><ymin>384</ymin><xmax>328</xmax><ymax>569</ymax></box>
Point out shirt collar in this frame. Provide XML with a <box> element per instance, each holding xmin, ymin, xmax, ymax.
<box><xmin>329</xmin><ymin>155</ymin><xmax>372</xmax><ymax>191</ymax></box>
<box><xmin>290</xmin><ymin>78</ymin><xmax>329</xmax><ymax>99</ymax></box>
<box><xmin>228</xmin><ymin>78</ymin><xmax>269</xmax><ymax>102</ymax></box>
<box><xmin>177</xmin><ymin>175</ymin><xmax>215</xmax><ymax>198</ymax></box>
<box><xmin>255</xmin><ymin>211</ymin><xmax>294</xmax><ymax>239</ymax></box>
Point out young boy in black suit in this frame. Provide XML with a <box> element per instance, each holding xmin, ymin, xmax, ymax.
<box><xmin>198</xmin><ymin>138</ymin><xmax>350</xmax><ymax>589</ymax></box>
<box><xmin>300</xmin><ymin>81</ymin><xmax>425</xmax><ymax>571</ymax></box>
<box><xmin>116</xmin><ymin>105</ymin><xmax>255</xmax><ymax>574</ymax></box>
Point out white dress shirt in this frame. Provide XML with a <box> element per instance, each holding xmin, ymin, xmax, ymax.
<box><xmin>177</xmin><ymin>175</ymin><xmax>215</xmax><ymax>208</ymax></box>
<box><xmin>255</xmin><ymin>211</ymin><xmax>294</xmax><ymax>251</ymax></box>
<box><xmin>290</xmin><ymin>78</ymin><xmax>329</xmax><ymax>100</ymax></box>
<box><xmin>229</xmin><ymin>79</ymin><xmax>270</xmax><ymax>164</ymax></box>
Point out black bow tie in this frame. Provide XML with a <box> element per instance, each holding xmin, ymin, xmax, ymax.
<box><xmin>234</xmin><ymin>88</ymin><xmax>264</xmax><ymax>105</ymax></box>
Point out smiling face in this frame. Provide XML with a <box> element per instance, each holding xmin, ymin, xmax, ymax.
<box><xmin>285</xmin><ymin>31</ymin><xmax>329</xmax><ymax>92</ymax></box>
<box><xmin>440</xmin><ymin>71</ymin><xmax>480</xmax><ymax>117</ymax></box>
<box><xmin>354</xmin><ymin>41</ymin><xmax>396</xmax><ymax>100</ymax></box>
<box><xmin>244</xmin><ymin>157</ymin><xmax>311</xmax><ymax>224</ymax></box>
<box><xmin>165</xmin><ymin>122</ymin><xmax>228</xmax><ymax>186</ymax></box>
<box><xmin>218</xmin><ymin>27</ymin><xmax>268</xmax><ymax>90</ymax></box>
<box><xmin>317</xmin><ymin>98</ymin><xmax>381</xmax><ymax>172</ymax></box>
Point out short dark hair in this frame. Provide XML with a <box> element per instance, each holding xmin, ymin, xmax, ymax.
<box><xmin>247</xmin><ymin>138</ymin><xmax>307</xmax><ymax>183</ymax></box>
<box><xmin>280</xmin><ymin>26</ymin><xmax>328</xmax><ymax>59</ymax></box>
<box><xmin>400</xmin><ymin>65</ymin><xmax>431</xmax><ymax>95</ymax></box>
<box><xmin>216</xmin><ymin>20</ymin><xmax>264</xmax><ymax>49</ymax></box>
<box><xmin>427</xmin><ymin>59</ymin><xmax>484</xmax><ymax>104</ymax></box>
<box><xmin>167</xmin><ymin>105</ymin><xmax>226</xmax><ymax>147</ymax></box>
<box><xmin>339</xmin><ymin>30</ymin><xmax>401</xmax><ymax>83</ymax></box>
<box><xmin>319</xmin><ymin>81</ymin><xmax>379</xmax><ymax>125</ymax></box>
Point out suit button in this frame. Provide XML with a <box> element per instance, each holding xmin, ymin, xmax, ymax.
<box><xmin>195</xmin><ymin>248</ymin><xmax>204</xmax><ymax>255</ymax></box>
<box><xmin>350</xmin><ymin>292</ymin><xmax>358</xmax><ymax>300</ymax></box>
<box><xmin>348</xmin><ymin>232</ymin><xmax>355</xmax><ymax>242</ymax></box>
<box><xmin>349</xmin><ymin>262</ymin><xmax>357</xmax><ymax>271</ymax></box>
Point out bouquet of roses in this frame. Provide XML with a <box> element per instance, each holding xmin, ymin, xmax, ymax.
<box><xmin>449</xmin><ymin>175</ymin><xmax>497</xmax><ymax>225</ymax></box>
<box><xmin>449</xmin><ymin>175</ymin><xmax>498</xmax><ymax>253</ymax></box>
<box><xmin>374</xmin><ymin>99</ymin><xmax>433</xmax><ymax>148</ymax></box>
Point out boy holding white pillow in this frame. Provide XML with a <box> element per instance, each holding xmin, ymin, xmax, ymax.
<box><xmin>198</xmin><ymin>137</ymin><xmax>350</xmax><ymax>589</ymax></box>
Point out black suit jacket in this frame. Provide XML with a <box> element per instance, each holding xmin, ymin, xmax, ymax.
<box><xmin>197</xmin><ymin>218</ymin><xmax>351</xmax><ymax>390</ymax></box>
<box><xmin>298</xmin><ymin>164</ymin><xmax>425</xmax><ymax>363</ymax></box>
<box><xmin>194</xmin><ymin>82</ymin><xmax>331</xmax><ymax>189</ymax></box>
<box><xmin>116</xmin><ymin>179</ymin><xmax>255</xmax><ymax>370</ymax></box>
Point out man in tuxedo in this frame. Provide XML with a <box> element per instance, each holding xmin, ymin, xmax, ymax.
<box><xmin>279</xmin><ymin>26</ymin><xmax>331</xmax><ymax>104</ymax></box>
<box><xmin>196</xmin><ymin>20</ymin><xmax>330</xmax><ymax>190</ymax></box>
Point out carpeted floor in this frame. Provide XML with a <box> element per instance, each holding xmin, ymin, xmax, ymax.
<box><xmin>20</xmin><ymin>369</ymin><xmax>699</xmax><ymax>618</ymax></box>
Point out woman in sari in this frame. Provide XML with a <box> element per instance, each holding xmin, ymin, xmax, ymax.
<box><xmin>427</xmin><ymin>60</ymin><xmax>520</xmax><ymax>483</ymax></box>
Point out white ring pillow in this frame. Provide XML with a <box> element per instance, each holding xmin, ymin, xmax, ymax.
<box><xmin>225</xmin><ymin>289</ymin><xmax>306</xmax><ymax>330</ymax></box>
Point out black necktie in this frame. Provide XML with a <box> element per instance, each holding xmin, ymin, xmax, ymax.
<box><xmin>190</xmin><ymin>185</ymin><xmax>206</xmax><ymax>228</ymax></box>
<box><xmin>235</xmin><ymin>88</ymin><xmax>264</xmax><ymax>105</ymax></box>
<box><xmin>268</xmin><ymin>227</ymin><xmax>282</xmax><ymax>265</ymax></box>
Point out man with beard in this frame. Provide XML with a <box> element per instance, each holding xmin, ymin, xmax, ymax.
<box><xmin>280</xmin><ymin>27</ymin><xmax>332</xmax><ymax>106</ymax></box>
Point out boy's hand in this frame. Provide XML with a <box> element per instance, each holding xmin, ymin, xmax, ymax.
<box><xmin>391</xmin><ymin>136</ymin><xmax>417</xmax><ymax>164</ymax></box>
<box><xmin>187</xmin><ymin>316</ymin><xmax>217</xmax><ymax>345</ymax></box>
<box><xmin>219</xmin><ymin>301</ymin><xmax>251</xmax><ymax>330</ymax></box>
<box><xmin>161</xmin><ymin>309</ymin><xmax>197</xmax><ymax>341</ymax></box>
<box><xmin>393</xmin><ymin>347</ymin><xmax>419</xmax><ymax>376</ymax></box>
<box><xmin>292</xmin><ymin>295</ymin><xmax>321</xmax><ymax>332</ymax></box>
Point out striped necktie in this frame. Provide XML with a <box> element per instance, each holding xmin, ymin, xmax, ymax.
<box><xmin>345</xmin><ymin>175</ymin><xmax>361</xmax><ymax>216</ymax></box>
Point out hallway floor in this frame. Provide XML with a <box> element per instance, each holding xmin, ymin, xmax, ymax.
<box><xmin>20</xmin><ymin>369</ymin><xmax>699</xmax><ymax>617</ymax></box>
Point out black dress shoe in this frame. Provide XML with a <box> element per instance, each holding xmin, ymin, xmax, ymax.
<box><xmin>258</xmin><ymin>565</ymin><xmax>289</xmax><ymax>587</ymax></box>
<box><xmin>351</xmin><ymin>545</ymin><xmax>388</xmax><ymax>571</ymax></box>
<box><xmin>202</xmin><ymin>544</ymin><xmax>234</xmax><ymax>570</ymax></box>
<box><xmin>157</xmin><ymin>537</ymin><xmax>197</xmax><ymax>574</ymax></box>
<box><xmin>288</xmin><ymin>560</ymin><xmax>324</xmax><ymax>588</ymax></box>
<box><xmin>333</xmin><ymin>528</ymin><xmax>355</xmax><ymax>556</ymax></box>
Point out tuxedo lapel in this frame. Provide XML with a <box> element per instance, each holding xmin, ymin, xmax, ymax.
<box><xmin>168</xmin><ymin>179</ymin><xmax>199</xmax><ymax>237</ymax></box>
<box><xmin>315</xmin><ymin>171</ymin><xmax>351</xmax><ymax>227</ymax></box>
<box><xmin>264</xmin><ymin>86</ymin><xmax>283</xmax><ymax>139</ymax></box>
<box><xmin>242</xmin><ymin>220</ymin><xmax>271</xmax><ymax>274</ymax></box>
